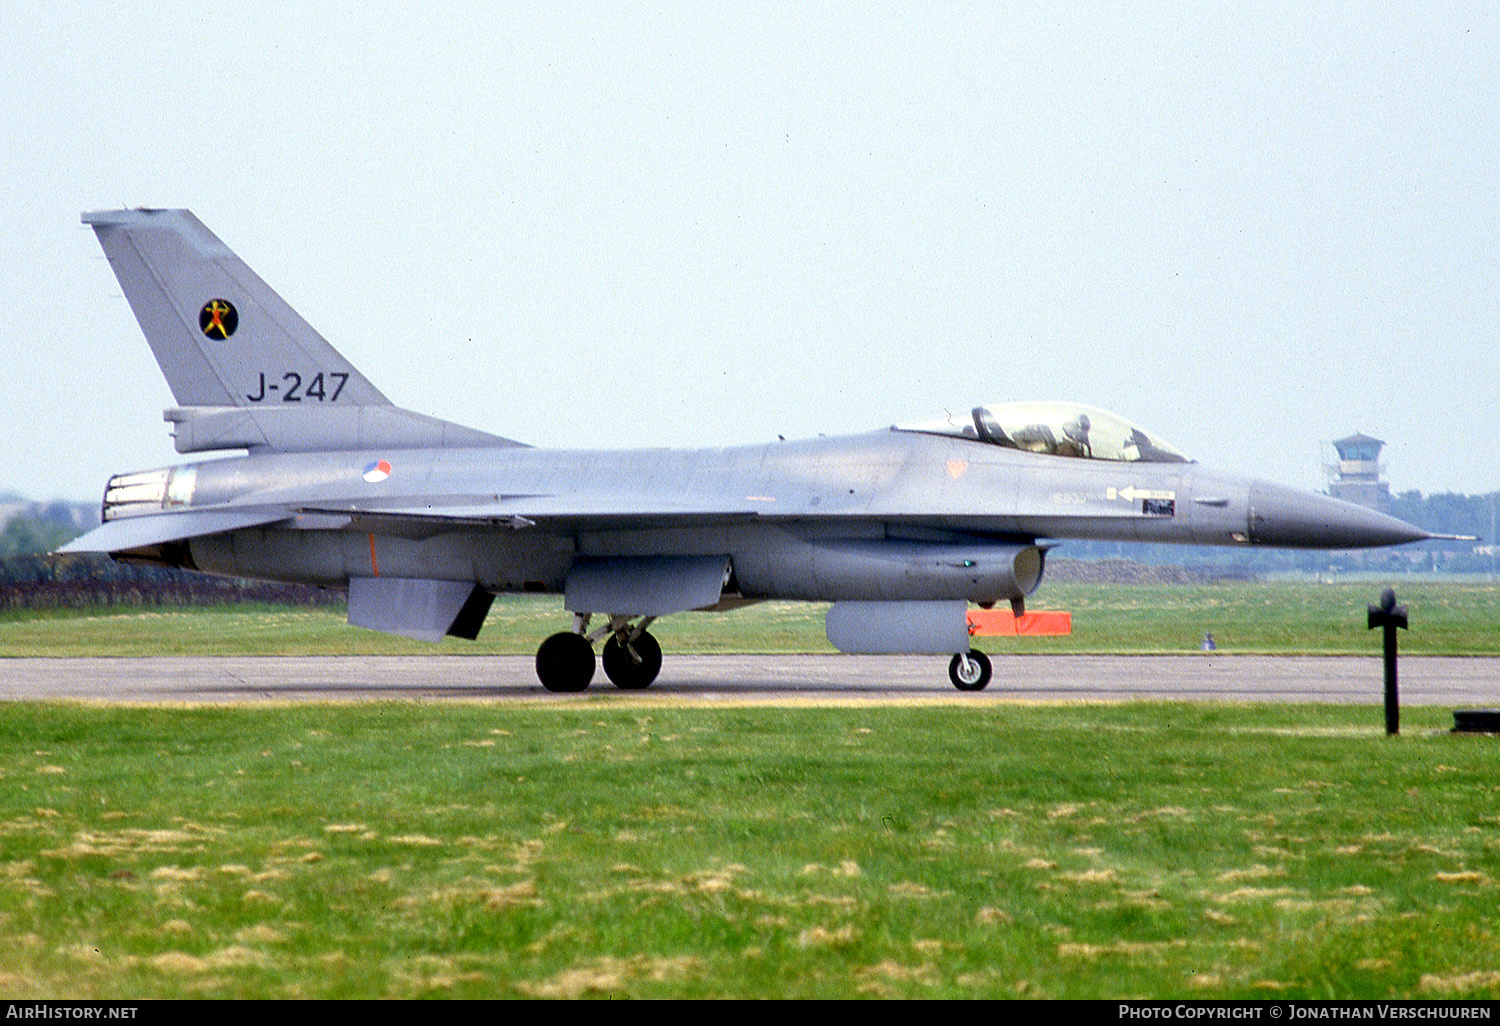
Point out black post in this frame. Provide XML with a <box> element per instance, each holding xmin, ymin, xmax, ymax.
<box><xmin>1367</xmin><ymin>587</ymin><xmax>1408</xmax><ymax>736</ymax></box>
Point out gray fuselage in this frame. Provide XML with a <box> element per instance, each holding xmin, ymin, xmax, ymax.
<box><xmin>160</xmin><ymin>427</ymin><xmax>1417</xmax><ymax>608</ymax></box>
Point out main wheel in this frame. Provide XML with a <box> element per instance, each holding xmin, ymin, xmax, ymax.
<box><xmin>602</xmin><ymin>630</ymin><xmax>663</xmax><ymax>690</ymax></box>
<box><xmin>948</xmin><ymin>650</ymin><xmax>992</xmax><ymax>691</ymax></box>
<box><xmin>536</xmin><ymin>632</ymin><xmax>596</xmax><ymax>692</ymax></box>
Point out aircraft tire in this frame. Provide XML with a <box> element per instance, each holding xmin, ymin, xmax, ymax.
<box><xmin>602</xmin><ymin>630</ymin><xmax>663</xmax><ymax>690</ymax></box>
<box><xmin>948</xmin><ymin>650</ymin><xmax>992</xmax><ymax>691</ymax></box>
<box><xmin>536</xmin><ymin>632</ymin><xmax>595</xmax><ymax>692</ymax></box>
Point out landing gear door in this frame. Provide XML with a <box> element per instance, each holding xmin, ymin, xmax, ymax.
<box><xmin>565</xmin><ymin>555</ymin><xmax>730</xmax><ymax>616</ymax></box>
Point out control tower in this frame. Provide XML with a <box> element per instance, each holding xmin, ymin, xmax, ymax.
<box><xmin>1327</xmin><ymin>433</ymin><xmax>1391</xmax><ymax>511</ymax></box>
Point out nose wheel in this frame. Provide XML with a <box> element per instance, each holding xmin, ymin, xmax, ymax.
<box><xmin>948</xmin><ymin>650</ymin><xmax>992</xmax><ymax>691</ymax></box>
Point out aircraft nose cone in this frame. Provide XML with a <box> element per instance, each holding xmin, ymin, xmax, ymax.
<box><xmin>1248</xmin><ymin>482</ymin><xmax>1430</xmax><ymax>549</ymax></box>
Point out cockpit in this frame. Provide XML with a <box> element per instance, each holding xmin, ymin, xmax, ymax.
<box><xmin>895</xmin><ymin>402</ymin><xmax>1191</xmax><ymax>463</ymax></box>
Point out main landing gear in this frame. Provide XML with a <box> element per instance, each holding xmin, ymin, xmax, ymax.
<box><xmin>535</xmin><ymin>614</ymin><xmax>662</xmax><ymax>693</ymax></box>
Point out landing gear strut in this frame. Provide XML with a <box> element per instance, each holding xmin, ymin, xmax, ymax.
<box><xmin>534</xmin><ymin>614</ymin><xmax>663</xmax><ymax>692</ymax></box>
<box><xmin>948</xmin><ymin>649</ymin><xmax>992</xmax><ymax>691</ymax></box>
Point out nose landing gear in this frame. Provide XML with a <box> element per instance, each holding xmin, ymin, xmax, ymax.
<box><xmin>948</xmin><ymin>649</ymin><xmax>992</xmax><ymax>691</ymax></box>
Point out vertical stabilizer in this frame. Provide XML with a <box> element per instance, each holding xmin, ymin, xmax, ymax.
<box><xmin>83</xmin><ymin>208</ymin><xmax>389</xmax><ymax>408</ymax></box>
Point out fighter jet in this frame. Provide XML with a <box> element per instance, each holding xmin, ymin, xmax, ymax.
<box><xmin>61</xmin><ymin>209</ymin><xmax>1437</xmax><ymax>692</ymax></box>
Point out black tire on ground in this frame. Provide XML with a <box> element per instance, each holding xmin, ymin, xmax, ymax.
<box><xmin>535</xmin><ymin>632</ymin><xmax>596</xmax><ymax>692</ymax></box>
<box><xmin>948</xmin><ymin>650</ymin><xmax>992</xmax><ymax>691</ymax></box>
<box><xmin>601</xmin><ymin>630</ymin><xmax>663</xmax><ymax>690</ymax></box>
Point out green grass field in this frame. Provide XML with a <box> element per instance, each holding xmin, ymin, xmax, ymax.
<box><xmin>3</xmin><ymin>580</ymin><xmax>1499</xmax><ymax>656</ymax></box>
<box><xmin>2</xmin><ymin>580</ymin><xmax>1497</xmax><ymax>998</ymax></box>
<box><xmin>2</xmin><ymin>701</ymin><xmax>1498</xmax><ymax>999</ymax></box>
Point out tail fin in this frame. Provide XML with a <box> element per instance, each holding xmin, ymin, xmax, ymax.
<box><xmin>83</xmin><ymin>208</ymin><xmax>389</xmax><ymax>408</ymax></box>
<box><xmin>83</xmin><ymin>209</ymin><xmax>523</xmax><ymax>453</ymax></box>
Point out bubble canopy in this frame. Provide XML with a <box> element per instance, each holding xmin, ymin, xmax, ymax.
<box><xmin>895</xmin><ymin>402</ymin><xmax>1191</xmax><ymax>464</ymax></box>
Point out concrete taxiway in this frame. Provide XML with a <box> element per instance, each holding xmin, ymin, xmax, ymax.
<box><xmin>0</xmin><ymin>655</ymin><xmax>1495</xmax><ymax>705</ymax></box>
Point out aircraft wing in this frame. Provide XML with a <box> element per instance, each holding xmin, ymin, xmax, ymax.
<box><xmin>295</xmin><ymin>495</ymin><xmax>764</xmax><ymax>536</ymax></box>
<box><xmin>58</xmin><ymin>491</ymin><xmax>1139</xmax><ymax>556</ymax></box>
<box><xmin>293</xmin><ymin>493</ymin><xmax>1127</xmax><ymax>540</ymax></box>
<box><xmin>57</xmin><ymin>507</ymin><xmax>292</xmax><ymax>555</ymax></box>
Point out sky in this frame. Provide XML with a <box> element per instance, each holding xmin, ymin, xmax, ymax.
<box><xmin>2</xmin><ymin>3</ymin><xmax>1496</xmax><ymax>502</ymax></box>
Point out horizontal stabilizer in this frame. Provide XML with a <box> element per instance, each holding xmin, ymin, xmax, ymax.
<box><xmin>347</xmin><ymin>577</ymin><xmax>495</xmax><ymax>642</ymax></box>
<box><xmin>56</xmin><ymin>508</ymin><xmax>290</xmax><ymax>555</ymax></box>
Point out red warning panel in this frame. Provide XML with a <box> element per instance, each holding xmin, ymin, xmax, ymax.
<box><xmin>967</xmin><ymin>609</ymin><xmax>1072</xmax><ymax>636</ymax></box>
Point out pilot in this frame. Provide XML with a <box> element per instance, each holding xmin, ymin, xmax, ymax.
<box><xmin>1011</xmin><ymin>424</ymin><xmax>1057</xmax><ymax>454</ymax></box>
<box><xmin>1058</xmin><ymin>414</ymin><xmax>1092</xmax><ymax>459</ymax></box>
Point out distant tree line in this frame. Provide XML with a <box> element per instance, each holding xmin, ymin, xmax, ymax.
<box><xmin>0</xmin><ymin>510</ymin><xmax>339</xmax><ymax>611</ymax></box>
<box><xmin>1387</xmin><ymin>491</ymin><xmax>1497</xmax><ymax>549</ymax></box>
<box><xmin>0</xmin><ymin>552</ymin><xmax>341</xmax><ymax>612</ymax></box>
<box><xmin>0</xmin><ymin>509</ymin><xmax>88</xmax><ymax>560</ymax></box>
